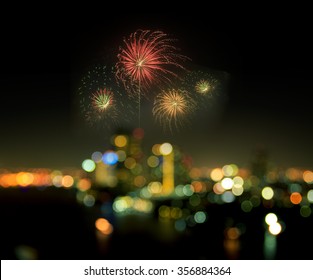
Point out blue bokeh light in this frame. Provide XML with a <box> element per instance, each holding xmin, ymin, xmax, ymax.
<box><xmin>102</xmin><ymin>151</ymin><xmax>118</xmax><ymax>165</ymax></box>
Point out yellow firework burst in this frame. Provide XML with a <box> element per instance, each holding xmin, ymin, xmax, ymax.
<box><xmin>153</xmin><ymin>89</ymin><xmax>195</xmax><ymax>131</ymax></box>
<box><xmin>195</xmin><ymin>79</ymin><xmax>212</xmax><ymax>95</ymax></box>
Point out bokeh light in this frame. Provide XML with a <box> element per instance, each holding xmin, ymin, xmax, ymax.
<box><xmin>82</xmin><ymin>159</ymin><xmax>96</xmax><ymax>172</ymax></box>
<box><xmin>262</xmin><ymin>186</ymin><xmax>274</xmax><ymax>200</ymax></box>
<box><xmin>290</xmin><ymin>192</ymin><xmax>302</xmax><ymax>205</ymax></box>
<box><xmin>303</xmin><ymin>170</ymin><xmax>313</xmax><ymax>184</ymax></box>
<box><xmin>91</xmin><ymin>151</ymin><xmax>103</xmax><ymax>163</ymax></box>
<box><xmin>269</xmin><ymin>222</ymin><xmax>282</xmax><ymax>235</ymax></box>
<box><xmin>194</xmin><ymin>211</ymin><xmax>206</xmax><ymax>223</ymax></box>
<box><xmin>210</xmin><ymin>168</ymin><xmax>223</xmax><ymax>181</ymax></box>
<box><xmin>114</xmin><ymin>135</ymin><xmax>128</xmax><ymax>148</ymax></box>
<box><xmin>62</xmin><ymin>175</ymin><xmax>74</xmax><ymax>188</ymax></box>
<box><xmin>265</xmin><ymin>213</ymin><xmax>278</xmax><ymax>225</ymax></box>
<box><xmin>159</xmin><ymin>143</ymin><xmax>173</xmax><ymax>155</ymax></box>
<box><xmin>307</xmin><ymin>190</ymin><xmax>313</xmax><ymax>203</ymax></box>
<box><xmin>102</xmin><ymin>151</ymin><xmax>118</xmax><ymax>165</ymax></box>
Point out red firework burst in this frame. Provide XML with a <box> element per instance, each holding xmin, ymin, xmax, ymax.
<box><xmin>115</xmin><ymin>29</ymin><xmax>187</xmax><ymax>93</ymax></box>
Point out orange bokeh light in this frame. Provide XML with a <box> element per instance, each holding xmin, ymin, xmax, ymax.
<box><xmin>290</xmin><ymin>192</ymin><xmax>302</xmax><ymax>205</ymax></box>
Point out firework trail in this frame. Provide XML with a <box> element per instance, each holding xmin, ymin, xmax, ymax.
<box><xmin>116</xmin><ymin>29</ymin><xmax>189</xmax><ymax>127</ymax></box>
<box><xmin>78</xmin><ymin>64</ymin><xmax>135</xmax><ymax>129</ymax></box>
<box><xmin>153</xmin><ymin>88</ymin><xmax>195</xmax><ymax>132</ymax></box>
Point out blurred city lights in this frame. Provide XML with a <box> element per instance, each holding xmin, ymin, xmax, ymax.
<box><xmin>262</xmin><ymin>186</ymin><xmax>274</xmax><ymax>200</ymax></box>
<box><xmin>221</xmin><ymin>178</ymin><xmax>233</xmax><ymax>190</ymax></box>
<box><xmin>307</xmin><ymin>190</ymin><xmax>313</xmax><ymax>203</ymax></box>
<box><xmin>91</xmin><ymin>151</ymin><xmax>103</xmax><ymax>163</ymax></box>
<box><xmin>114</xmin><ymin>135</ymin><xmax>128</xmax><ymax>147</ymax></box>
<box><xmin>265</xmin><ymin>213</ymin><xmax>278</xmax><ymax>225</ymax></box>
<box><xmin>269</xmin><ymin>222</ymin><xmax>282</xmax><ymax>235</ymax></box>
<box><xmin>62</xmin><ymin>175</ymin><xmax>74</xmax><ymax>188</ymax></box>
<box><xmin>194</xmin><ymin>211</ymin><xmax>206</xmax><ymax>223</ymax></box>
<box><xmin>159</xmin><ymin>143</ymin><xmax>173</xmax><ymax>155</ymax></box>
<box><xmin>210</xmin><ymin>168</ymin><xmax>224</xmax><ymax>182</ymax></box>
<box><xmin>290</xmin><ymin>192</ymin><xmax>302</xmax><ymax>205</ymax></box>
<box><xmin>303</xmin><ymin>170</ymin><xmax>313</xmax><ymax>184</ymax></box>
<box><xmin>2</xmin><ymin>126</ymin><xmax>313</xmax><ymax>261</ymax></box>
<box><xmin>102</xmin><ymin>151</ymin><xmax>118</xmax><ymax>165</ymax></box>
<box><xmin>82</xmin><ymin>159</ymin><xmax>96</xmax><ymax>172</ymax></box>
<box><xmin>116</xmin><ymin>150</ymin><xmax>126</xmax><ymax>162</ymax></box>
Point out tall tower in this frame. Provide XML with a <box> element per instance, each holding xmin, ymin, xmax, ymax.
<box><xmin>159</xmin><ymin>143</ymin><xmax>174</xmax><ymax>195</ymax></box>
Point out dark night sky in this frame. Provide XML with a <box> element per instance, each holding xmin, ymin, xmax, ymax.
<box><xmin>1</xmin><ymin>12</ymin><xmax>312</xmax><ymax>170</ymax></box>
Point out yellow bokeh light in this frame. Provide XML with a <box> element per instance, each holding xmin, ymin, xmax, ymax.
<box><xmin>62</xmin><ymin>175</ymin><xmax>74</xmax><ymax>188</ymax></box>
<box><xmin>52</xmin><ymin>175</ymin><xmax>63</xmax><ymax>187</ymax></box>
<box><xmin>159</xmin><ymin>143</ymin><xmax>173</xmax><ymax>155</ymax></box>
<box><xmin>222</xmin><ymin>165</ymin><xmax>234</xmax><ymax>177</ymax></box>
<box><xmin>114</xmin><ymin>135</ymin><xmax>127</xmax><ymax>147</ymax></box>
<box><xmin>233</xmin><ymin>176</ymin><xmax>244</xmax><ymax>186</ymax></box>
<box><xmin>307</xmin><ymin>190</ymin><xmax>313</xmax><ymax>203</ymax></box>
<box><xmin>148</xmin><ymin>181</ymin><xmax>162</xmax><ymax>194</ymax></box>
<box><xmin>232</xmin><ymin>185</ymin><xmax>244</xmax><ymax>196</ymax></box>
<box><xmin>152</xmin><ymin>144</ymin><xmax>161</xmax><ymax>156</ymax></box>
<box><xmin>262</xmin><ymin>186</ymin><xmax>274</xmax><ymax>200</ymax></box>
<box><xmin>210</xmin><ymin>168</ymin><xmax>223</xmax><ymax>182</ymax></box>
<box><xmin>303</xmin><ymin>170</ymin><xmax>313</xmax><ymax>184</ymax></box>
<box><xmin>16</xmin><ymin>172</ymin><xmax>34</xmax><ymax>187</ymax></box>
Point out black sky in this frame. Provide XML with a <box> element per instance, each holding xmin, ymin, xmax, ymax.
<box><xmin>1</xmin><ymin>12</ymin><xmax>312</xmax><ymax>169</ymax></box>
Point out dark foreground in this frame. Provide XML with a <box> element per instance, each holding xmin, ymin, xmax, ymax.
<box><xmin>1</xmin><ymin>187</ymin><xmax>312</xmax><ymax>260</ymax></box>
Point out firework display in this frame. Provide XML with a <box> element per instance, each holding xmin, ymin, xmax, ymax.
<box><xmin>86</xmin><ymin>87</ymin><xmax>118</xmax><ymax>125</ymax></box>
<box><xmin>153</xmin><ymin>88</ymin><xmax>196</xmax><ymax>132</ymax></box>
<box><xmin>91</xmin><ymin>89</ymin><xmax>114</xmax><ymax>113</ymax></box>
<box><xmin>183</xmin><ymin>70</ymin><xmax>219</xmax><ymax>97</ymax></box>
<box><xmin>115</xmin><ymin>29</ymin><xmax>189</xmax><ymax>127</ymax></box>
<box><xmin>115</xmin><ymin>29</ymin><xmax>188</xmax><ymax>93</ymax></box>
<box><xmin>76</xmin><ymin>31</ymin><xmax>219</xmax><ymax>133</ymax></box>
<box><xmin>78</xmin><ymin>64</ymin><xmax>135</xmax><ymax>129</ymax></box>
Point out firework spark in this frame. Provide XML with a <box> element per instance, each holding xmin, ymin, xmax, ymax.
<box><xmin>91</xmin><ymin>88</ymin><xmax>114</xmax><ymax>113</ymax></box>
<box><xmin>116</xmin><ymin>29</ymin><xmax>189</xmax><ymax>127</ymax></box>
<box><xmin>195</xmin><ymin>79</ymin><xmax>212</xmax><ymax>95</ymax></box>
<box><xmin>116</xmin><ymin>29</ymin><xmax>188</xmax><ymax>92</ymax></box>
<box><xmin>153</xmin><ymin>89</ymin><xmax>195</xmax><ymax>131</ymax></box>
<box><xmin>86</xmin><ymin>87</ymin><xmax>118</xmax><ymax>126</ymax></box>
<box><xmin>77</xmin><ymin>64</ymin><xmax>135</xmax><ymax>129</ymax></box>
<box><xmin>183</xmin><ymin>70</ymin><xmax>218</xmax><ymax>97</ymax></box>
